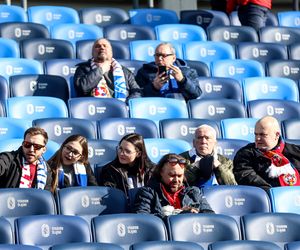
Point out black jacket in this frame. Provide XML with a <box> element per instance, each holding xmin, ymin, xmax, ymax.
<box><xmin>135</xmin><ymin>59</ymin><xmax>202</xmax><ymax>101</ymax></box>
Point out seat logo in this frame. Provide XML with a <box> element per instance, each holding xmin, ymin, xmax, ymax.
<box><xmin>117</xmin><ymin>223</ymin><xmax>126</xmax><ymax>237</ymax></box>
<box><xmin>41</xmin><ymin>223</ymin><xmax>50</xmax><ymax>237</ymax></box>
<box><xmin>81</xmin><ymin>195</ymin><xmax>90</xmax><ymax>208</ymax></box>
<box><xmin>266</xmin><ymin>222</ymin><xmax>275</xmax><ymax>235</ymax></box>
<box><xmin>225</xmin><ymin>195</ymin><xmax>233</xmax><ymax>208</ymax></box>
<box><xmin>7</xmin><ymin>197</ymin><xmax>16</xmax><ymax>210</ymax></box>
<box><xmin>192</xmin><ymin>221</ymin><xmax>202</xmax><ymax>235</ymax></box>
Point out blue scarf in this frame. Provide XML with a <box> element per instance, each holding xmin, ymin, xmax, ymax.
<box><xmin>160</xmin><ymin>73</ymin><xmax>179</xmax><ymax>96</ymax></box>
<box><xmin>58</xmin><ymin>163</ymin><xmax>87</xmax><ymax>188</ymax></box>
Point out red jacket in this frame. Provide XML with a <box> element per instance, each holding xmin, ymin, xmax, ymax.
<box><xmin>227</xmin><ymin>0</ymin><xmax>272</xmax><ymax>13</ymax></box>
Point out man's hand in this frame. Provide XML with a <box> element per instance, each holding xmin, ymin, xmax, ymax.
<box><xmin>153</xmin><ymin>71</ymin><xmax>169</xmax><ymax>90</ymax></box>
<box><xmin>168</xmin><ymin>64</ymin><xmax>184</xmax><ymax>82</ymax></box>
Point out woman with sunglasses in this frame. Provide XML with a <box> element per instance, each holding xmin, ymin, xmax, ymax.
<box><xmin>133</xmin><ymin>153</ymin><xmax>214</xmax><ymax>218</ymax></box>
<box><xmin>99</xmin><ymin>133</ymin><xmax>155</xmax><ymax>199</ymax></box>
<box><xmin>48</xmin><ymin>134</ymin><xmax>97</xmax><ymax>193</ymax></box>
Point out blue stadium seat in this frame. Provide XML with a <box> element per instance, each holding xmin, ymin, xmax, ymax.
<box><xmin>0</xmin><ymin>118</ymin><xmax>32</xmax><ymax>140</ymax></box>
<box><xmin>0</xmin><ymin>4</ymin><xmax>27</xmax><ymax>22</ymax></box>
<box><xmin>180</xmin><ymin>9</ymin><xmax>230</xmax><ymax>31</ymax></box>
<box><xmin>56</xmin><ymin>186</ymin><xmax>128</xmax><ymax>225</ymax></box>
<box><xmin>130</xmin><ymin>241</ymin><xmax>204</xmax><ymax>250</ymax></box>
<box><xmin>79</xmin><ymin>7</ymin><xmax>129</xmax><ymax>27</ymax></box>
<box><xmin>0</xmin><ymin>22</ymin><xmax>49</xmax><ymax>41</ymax></box>
<box><xmin>0</xmin><ymin>38</ymin><xmax>19</xmax><ymax>57</ymax></box>
<box><xmin>144</xmin><ymin>138</ymin><xmax>192</xmax><ymax>163</ymax></box>
<box><xmin>269</xmin><ymin>187</ymin><xmax>300</xmax><ymax>214</ymax></box>
<box><xmin>288</xmin><ymin>43</ymin><xmax>300</xmax><ymax>60</ymax></box>
<box><xmin>104</xmin><ymin>24</ymin><xmax>156</xmax><ymax>42</ymax></box>
<box><xmin>197</xmin><ymin>77</ymin><xmax>242</xmax><ymax>101</ymax></box>
<box><xmin>32</xmin><ymin>118</ymin><xmax>97</xmax><ymax>144</ymax></box>
<box><xmin>129</xmin><ymin>8</ymin><xmax>179</xmax><ymax>28</ymax></box>
<box><xmin>15</xmin><ymin>215</ymin><xmax>91</xmax><ymax>249</ymax></box>
<box><xmin>183</xmin><ymin>41</ymin><xmax>235</xmax><ymax>66</ymax></box>
<box><xmin>91</xmin><ymin>213</ymin><xmax>167</xmax><ymax>249</ymax></box>
<box><xmin>68</xmin><ymin>97</ymin><xmax>128</xmax><ymax>120</ymax></box>
<box><xmin>97</xmin><ymin>118</ymin><xmax>159</xmax><ymax>140</ymax></box>
<box><xmin>207</xmin><ymin>25</ymin><xmax>258</xmax><ymax>45</ymax></box>
<box><xmin>216</xmin><ymin>138</ymin><xmax>250</xmax><ymax>160</ymax></box>
<box><xmin>229</xmin><ymin>10</ymin><xmax>278</xmax><ymax>26</ymax></box>
<box><xmin>51</xmin><ymin>242</ymin><xmax>123</xmax><ymax>250</ymax></box>
<box><xmin>241</xmin><ymin>213</ymin><xmax>300</xmax><ymax>249</ymax></box>
<box><xmin>0</xmin><ymin>99</ymin><xmax>5</xmax><ymax>117</ymax></box>
<box><xmin>27</xmin><ymin>6</ymin><xmax>80</xmax><ymax>30</ymax></box>
<box><xmin>278</xmin><ymin>11</ymin><xmax>300</xmax><ymax>27</ymax></box>
<box><xmin>155</xmin><ymin>24</ymin><xmax>207</xmax><ymax>43</ymax></box>
<box><xmin>247</xmin><ymin>99</ymin><xmax>300</xmax><ymax>122</ymax></box>
<box><xmin>259</xmin><ymin>26</ymin><xmax>300</xmax><ymax>46</ymax></box>
<box><xmin>211</xmin><ymin>59</ymin><xmax>265</xmax><ymax>80</ymax></box>
<box><xmin>221</xmin><ymin>118</ymin><xmax>258</xmax><ymax>141</ymax></box>
<box><xmin>0</xmin><ymin>245</ymin><xmax>42</xmax><ymax>250</ymax></box>
<box><xmin>159</xmin><ymin>118</ymin><xmax>221</xmax><ymax>145</ymax></box>
<box><xmin>0</xmin><ymin>58</ymin><xmax>43</xmax><ymax>82</ymax></box>
<box><xmin>128</xmin><ymin>97</ymin><xmax>189</xmax><ymax>127</ymax></box>
<box><xmin>118</xmin><ymin>59</ymin><xmax>147</xmax><ymax>76</ymax></box>
<box><xmin>208</xmin><ymin>240</ymin><xmax>281</xmax><ymax>250</ymax></box>
<box><xmin>9</xmin><ymin>74</ymin><xmax>70</xmax><ymax>103</ymax></box>
<box><xmin>236</xmin><ymin>42</ymin><xmax>288</xmax><ymax>63</ymax></box>
<box><xmin>0</xmin><ymin>75</ymin><xmax>8</xmax><ymax>100</ymax></box>
<box><xmin>188</xmin><ymin>99</ymin><xmax>246</xmax><ymax>121</ymax></box>
<box><xmin>285</xmin><ymin>241</ymin><xmax>300</xmax><ymax>250</ymax></box>
<box><xmin>0</xmin><ymin>217</ymin><xmax>13</xmax><ymax>244</ymax></box>
<box><xmin>166</xmin><ymin>213</ymin><xmax>240</xmax><ymax>249</ymax></box>
<box><xmin>50</xmin><ymin>23</ymin><xmax>103</xmax><ymax>50</ymax></box>
<box><xmin>20</xmin><ymin>38</ymin><xmax>75</xmax><ymax>60</ymax></box>
<box><xmin>185</xmin><ymin>60</ymin><xmax>210</xmax><ymax>77</ymax></box>
<box><xmin>6</xmin><ymin>96</ymin><xmax>68</xmax><ymax>119</ymax></box>
<box><xmin>282</xmin><ymin>119</ymin><xmax>300</xmax><ymax>140</ymax></box>
<box><xmin>266</xmin><ymin>60</ymin><xmax>300</xmax><ymax>82</ymax></box>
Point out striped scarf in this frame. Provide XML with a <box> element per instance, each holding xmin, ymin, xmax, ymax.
<box><xmin>58</xmin><ymin>162</ymin><xmax>87</xmax><ymax>188</ymax></box>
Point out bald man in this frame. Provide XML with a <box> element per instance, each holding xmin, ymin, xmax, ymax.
<box><xmin>234</xmin><ymin>116</ymin><xmax>300</xmax><ymax>190</ymax></box>
<box><xmin>74</xmin><ymin>38</ymin><xmax>142</xmax><ymax>102</ymax></box>
<box><xmin>181</xmin><ymin>125</ymin><xmax>237</xmax><ymax>187</ymax></box>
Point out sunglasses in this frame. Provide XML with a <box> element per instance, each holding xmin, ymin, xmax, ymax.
<box><xmin>22</xmin><ymin>141</ymin><xmax>45</xmax><ymax>151</ymax></box>
<box><xmin>167</xmin><ymin>157</ymin><xmax>187</xmax><ymax>167</ymax></box>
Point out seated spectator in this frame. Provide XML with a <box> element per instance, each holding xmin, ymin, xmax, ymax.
<box><xmin>133</xmin><ymin>153</ymin><xmax>214</xmax><ymax>219</ymax></box>
<box><xmin>74</xmin><ymin>38</ymin><xmax>142</xmax><ymax>102</ymax></box>
<box><xmin>181</xmin><ymin>125</ymin><xmax>237</xmax><ymax>187</ymax></box>
<box><xmin>135</xmin><ymin>42</ymin><xmax>201</xmax><ymax>100</ymax></box>
<box><xmin>99</xmin><ymin>133</ymin><xmax>155</xmax><ymax>198</ymax></box>
<box><xmin>0</xmin><ymin>127</ymin><xmax>52</xmax><ymax>190</ymax></box>
<box><xmin>48</xmin><ymin>134</ymin><xmax>97</xmax><ymax>193</ymax></box>
<box><xmin>234</xmin><ymin>116</ymin><xmax>300</xmax><ymax>191</ymax></box>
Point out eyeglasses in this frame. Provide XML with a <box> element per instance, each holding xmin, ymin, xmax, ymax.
<box><xmin>22</xmin><ymin>141</ymin><xmax>45</xmax><ymax>151</ymax></box>
<box><xmin>154</xmin><ymin>53</ymin><xmax>173</xmax><ymax>59</ymax></box>
<box><xmin>167</xmin><ymin>158</ymin><xmax>187</xmax><ymax>167</ymax></box>
<box><xmin>117</xmin><ymin>146</ymin><xmax>137</xmax><ymax>156</ymax></box>
<box><xmin>64</xmin><ymin>145</ymin><xmax>82</xmax><ymax>157</ymax></box>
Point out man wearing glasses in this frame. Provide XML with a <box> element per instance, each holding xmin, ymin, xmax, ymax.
<box><xmin>0</xmin><ymin>127</ymin><xmax>52</xmax><ymax>190</ymax></box>
<box><xmin>135</xmin><ymin>42</ymin><xmax>202</xmax><ymax>100</ymax></box>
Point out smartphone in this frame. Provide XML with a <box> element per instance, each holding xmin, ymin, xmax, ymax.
<box><xmin>158</xmin><ymin>65</ymin><xmax>167</xmax><ymax>75</ymax></box>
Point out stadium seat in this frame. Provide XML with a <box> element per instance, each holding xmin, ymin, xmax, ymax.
<box><xmin>56</xmin><ymin>186</ymin><xmax>128</xmax><ymax>225</ymax></box>
<box><xmin>117</xmin><ymin>59</ymin><xmax>147</xmax><ymax>76</ymax></box>
<box><xmin>144</xmin><ymin>138</ymin><xmax>192</xmax><ymax>163</ymax></box>
<box><xmin>0</xmin><ymin>245</ymin><xmax>42</xmax><ymax>250</ymax></box>
<box><xmin>51</xmin><ymin>242</ymin><xmax>123</xmax><ymax>250</ymax></box>
<box><xmin>207</xmin><ymin>25</ymin><xmax>258</xmax><ymax>45</ymax></box>
<box><xmin>104</xmin><ymin>24</ymin><xmax>156</xmax><ymax>42</ymax></box>
<box><xmin>196</xmin><ymin>77</ymin><xmax>242</xmax><ymax>101</ymax></box>
<box><xmin>0</xmin><ymin>22</ymin><xmax>49</xmax><ymax>41</ymax></box>
<box><xmin>0</xmin><ymin>38</ymin><xmax>19</xmax><ymax>57</ymax></box>
<box><xmin>50</xmin><ymin>23</ymin><xmax>103</xmax><ymax>50</ymax></box>
<box><xmin>282</xmin><ymin>119</ymin><xmax>300</xmax><ymax>140</ymax></box>
<box><xmin>236</xmin><ymin>42</ymin><xmax>288</xmax><ymax>63</ymax></box>
<box><xmin>259</xmin><ymin>26</ymin><xmax>300</xmax><ymax>46</ymax></box>
<box><xmin>211</xmin><ymin>59</ymin><xmax>265</xmax><ymax>80</ymax></box>
<box><xmin>220</xmin><ymin>118</ymin><xmax>258</xmax><ymax>141</ymax></box>
<box><xmin>0</xmin><ymin>100</ymin><xmax>5</xmax><ymax>117</ymax></box>
<box><xmin>128</xmin><ymin>97</ymin><xmax>189</xmax><ymax>127</ymax></box>
<box><xmin>20</xmin><ymin>38</ymin><xmax>75</xmax><ymax>60</ymax></box>
<box><xmin>79</xmin><ymin>7</ymin><xmax>129</xmax><ymax>27</ymax></box>
<box><xmin>0</xmin><ymin>217</ymin><xmax>13</xmax><ymax>244</ymax></box>
<box><xmin>155</xmin><ymin>24</ymin><xmax>207</xmax><ymax>43</ymax></box>
<box><xmin>129</xmin><ymin>8</ymin><xmax>179</xmax><ymax>28</ymax></box>
<box><xmin>285</xmin><ymin>241</ymin><xmax>300</xmax><ymax>250</ymax></box>
<box><xmin>0</xmin><ymin>117</ymin><xmax>32</xmax><ymax>140</ymax></box>
<box><xmin>216</xmin><ymin>138</ymin><xmax>250</xmax><ymax>160</ymax></box>
<box><xmin>159</xmin><ymin>118</ymin><xmax>221</xmax><ymax>144</ymax></box>
<box><xmin>130</xmin><ymin>241</ymin><xmax>204</xmax><ymax>250</ymax></box>
<box><xmin>229</xmin><ymin>10</ymin><xmax>278</xmax><ymax>26</ymax></box>
<box><xmin>183</xmin><ymin>41</ymin><xmax>235</xmax><ymax>66</ymax></box>
<box><xmin>32</xmin><ymin>118</ymin><xmax>97</xmax><ymax>144</ymax></box>
<box><xmin>0</xmin><ymin>4</ymin><xmax>27</xmax><ymax>22</ymax></box>
<box><xmin>9</xmin><ymin>74</ymin><xmax>70</xmax><ymax>103</ymax></box>
<box><xmin>91</xmin><ymin>213</ymin><xmax>167</xmax><ymax>249</ymax></box>
<box><xmin>266</xmin><ymin>60</ymin><xmax>300</xmax><ymax>82</ymax></box>
<box><xmin>6</xmin><ymin>96</ymin><xmax>68</xmax><ymax>120</ymax></box>
<box><xmin>241</xmin><ymin>212</ymin><xmax>300</xmax><ymax>249</ymax></box>
<box><xmin>185</xmin><ymin>60</ymin><xmax>210</xmax><ymax>77</ymax></box>
<box><xmin>269</xmin><ymin>186</ymin><xmax>300</xmax><ymax>214</ymax></box>
<box><xmin>68</xmin><ymin>97</ymin><xmax>128</xmax><ymax>120</ymax></box>
<box><xmin>0</xmin><ymin>75</ymin><xmax>8</xmax><ymax>100</ymax></box>
<box><xmin>27</xmin><ymin>6</ymin><xmax>80</xmax><ymax>30</ymax></box>
<box><xmin>166</xmin><ymin>213</ymin><xmax>240</xmax><ymax>249</ymax></box>
<box><xmin>208</xmin><ymin>240</ymin><xmax>281</xmax><ymax>250</ymax></box>
<box><xmin>247</xmin><ymin>99</ymin><xmax>300</xmax><ymax>122</ymax></box>
<box><xmin>278</xmin><ymin>11</ymin><xmax>300</xmax><ymax>27</ymax></box>
<box><xmin>0</xmin><ymin>58</ymin><xmax>43</xmax><ymax>82</ymax></box>
<box><xmin>97</xmin><ymin>118</ymin><xmax>159</xmax><ymax>140</ymax></box>
<box><xmin>15</xmin><ymin>214</ymin><xmax>91</xmax><ymax>249</ymax></box>
<box><xmin>180</xmin><ymin>9</ymin><xmax>230</xmax><ymax>31</ymax></box>
<box><xmin>288</xmin><ymin>43</ymin><xmax>300</xmax><ymax>60</ymax></box>
<box><xmin>188</xmin><ymin>99</ymin><xmax>246</xmax><ymax>121</ymax></box>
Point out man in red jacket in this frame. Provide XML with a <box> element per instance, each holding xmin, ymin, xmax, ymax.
<box><xmin>226</xmin><ymin>0</ymin><xmax>272</xmax><ymax>31</ymax></box>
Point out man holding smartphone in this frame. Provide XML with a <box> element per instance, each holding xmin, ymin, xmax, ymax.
<box><xmin>136</xmin><ymin>42</ymin><xmax>202</xmax><ymax>100</ymax></box>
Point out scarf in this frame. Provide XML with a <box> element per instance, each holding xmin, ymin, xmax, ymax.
<box><xmin>19</xmin><ymin>157</ymin><xmax>47</xmax><ymax>189</ymax></box>
<box><xmin>58</xmin><ymin>162</ymin><xmax>87</xmax><ymax>188</ymax></box>
<box><xmin>262</xmin><ymin>140</ymin><xmax>300</xmax><ymax>186</ymax></box>
<box><xmin>161</xmin><ymin>183</ymin><xmax>183</xmax><ymax>209</ymax></box>
<box><xmin>160</xmin><ymin>70</ymin><xmax>179</xmax><ymax>96</ymax></box>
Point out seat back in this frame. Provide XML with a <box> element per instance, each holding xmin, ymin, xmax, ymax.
<box><xmin>185</xmin><ymin>60</ymin><xmax>210</xmax><ymax>77</ymax></box>
<box><xmin>118</xmin><ymin>59</ymin><xmax>147</xmax><ymax>76</ymax></box>
<box><xmin>266</xmin><ymin>59</ymin><xmax>300</xmax><ymax>82</ymax></box>
<box><xmin>216</xmin><ymin>138</ymin><xmax>250</xmax><ymax>160</ymax></box>
<box><xmin>0</xmin><ymin>75</ymin><xmax>8</xmax><ymax>101</ymax></box>
<box><xmin>281</xmin><ymin>118</ymin><xmax>300</xmax><ymax>140</ymax></box>
<box><xmin>0</xmin><ymin>4</ymin><xmax>27</xmax><ymax>22</ymax></box>
<box><xmin>278</xmin><ymin>11</ymin><xmax>300</xmax><ymax>28</ymax></box>
<box><xmin>0</xmin><ymin>117</ymin><xmax>32</xmax><ymax>140</ymax></box>
<box><xmin>287</xmin><ymin>42</ymin><xmax>300</xmax><ymax>60</ymax></box>
<box><xmin>51</xmin><ymin>242</ymin><xmax>123</xmax><ymax>250</ymax></box>
<box><xmin>208</xmin><ymin>240</ymin><xmax>281</xmax><ymax>250</ymax></box>
<box><xmin>0</xmin><ymin>217</ymin><xmax>13</xmax><ymax>244</ymax></box>
<box><xmin>0</xmin><ymin>244</ymin><xmax>42</xmax><ymax>250</ymax></box>
<box><xmin>285</xmin><ymin>241</ymin><xmax>300</xmax><ymax>250</ymax></box>
<box><xmin>130</xmin><ymin>240</ymin><xmax>204</xmax><ymax>250</ymax></box>
<box><xmin>259</xmin><ymin>26</ymin><xmax>300</xmax><ymax>46</ymax></box>
<box><xmin>0</xmin><ymin>38</ymin><xmax>19</xmax><ymax>57</ymax></box>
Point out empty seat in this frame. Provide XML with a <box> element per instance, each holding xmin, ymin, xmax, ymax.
<box><xmin>0</xmin><ymin>38</ymin><xmax>19</xmax><ymax>57</ymax></box>
<box><xmin>0</xmin><ymin>4</ymin><xmax>27</xmax><ymax>23</ymax></box>
<box><xmin>278</xmin><ymin>11</ymin><xmax>300</xmax><ymax>27</ymax></box>
<box><xmin>288</xmin><ymin>43</ymin><xmax>300</xmax><ymax>60</ymax></box>
<box><xmin>259</xmin><ymin>26</ymin><xmax>300</xmax><ymax>46</ymax></box>
<box><xmin>130</xmin><ymin>241</ymin><xmax>204</xmax><ymax>250</ymax></box>
<box><xmin>51</xmin><ymin>242</ymin><xmax>122</xmax><ymax>250</ymax></box>
<box><xmin>0</xmin><ymin>244</ymin><xmax>42</xmax><ymax>250</ymax></box>
<box><xmin>185</xmin><ymin>60</ymin><xmax>210</xmax><ymax>78</ymax></box>
<box><xmin>0</xmin><ymin>117</ymin><xmax>32</xmax><ymax>140</ymax></box>
<box><xmin>32</xmin><ymin>118</ymin><xmax>97</xmax><ymax>144</ymax></box>
<box><xmin>79</xmin><ymin>7</ymin><xmax>129</xmax><ymax>27</ymax></box>
<box><xmin>0</xmin><ymin>217</ymin><xmax>13</xmax><ymax>244</ymax></box>
<box><xmin>281</xmin><ymin>118</ymin><xmax>300</xmax><ymax>140</ymax></box>
<box><xmin>208</xmin><ymin>240</ymin><xmax>281</xmax><ymax>250</ymax></box>
<box><xmin>129</xmin><ymin>8</ymin><xmax>179</xmax><ymax>28</ymax></box>
<box><xmin>216</xmin><ymin>138</ymin><xmax>250</xmax><ymax>160</ymax></box>
<box><xmin>266</xmin><ymin>59</ymin><xmax>300</xmax><ymax>82</ymax></box>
